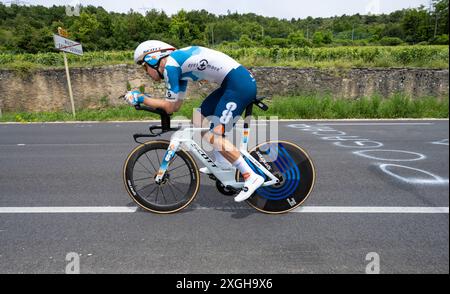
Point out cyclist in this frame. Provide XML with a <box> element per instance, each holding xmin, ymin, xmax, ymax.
<box><xmin>125</xmin><ymin>40</ymin><xmax>264</xmax><ymax>202</ymax></box>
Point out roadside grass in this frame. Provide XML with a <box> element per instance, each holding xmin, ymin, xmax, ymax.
<box><xmin>1</xmin><ymin>95</ymin><xmax>448</xmax><ymax>123</ymax></box>
<box><xmin>252</xmin><ymin>94</ymin><xmax>449</xmax><ymax>119</ymax></box>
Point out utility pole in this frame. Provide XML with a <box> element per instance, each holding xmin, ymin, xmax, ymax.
<box><xmin>352</xmin><ymin>23</ymin><xmax>355</xmax><ymax>41</ymax></box>
<box><xmin>434</xmin><ymin>3</ymin><xmax>439</xmax><ymax>38</ymax></box>
<box><xmin>211</xmin><ymin>25</ymin><xmax>214</xmax><ymax>46</ymax></box>
<box><xmin>434</xmin><ymin>13</ymin><xmax>439</xmax><ymax>38</ymax></box>
<box><xmin>427</xmin><ymin>0</ymin><xmax>438</xmax><ymax>38</ymax></box>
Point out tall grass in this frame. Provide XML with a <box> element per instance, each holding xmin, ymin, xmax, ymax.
<box><xmin>251</xmin><ymin>94</ymin><xmax>449</xmax><ymax>119</ymax></box>
<box><xmin>1</xmin><ymin>95</ymin><xmax>447</xmax><ymax>122</ymax></box>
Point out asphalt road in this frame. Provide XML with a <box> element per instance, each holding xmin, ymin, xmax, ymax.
<box><xmin>0</xmin><ymin>119</ymin><xmax>448</xmax><ymax>274</ymax></box>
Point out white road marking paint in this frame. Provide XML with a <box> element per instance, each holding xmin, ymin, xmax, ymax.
<box><xmin>321</xmin><ymin>135</ymin><xmax>363</xmax><ymax>141</ymax></box>
<box><xmin>353</xmin><ymin>150</ymin><xmax>426</xmax><ymax>162</ymax></box>
<box><xmin>379</xmin><ymin>164</ymin><xmax>449</xmax><ymax>185</ymax></box>
<box><xmin>335</xmin><ymin>141</ymin><xmax>384</xmax><ymax>148</ymax></box>
<box><xmin>294</xmin><ymin>206</ymin><xmax>449</xmax><ymax>214</ymax></box>
<box><xmin>430</xmin><ymin>139</ymin><xmax>449</xmax><ymax>146</ymax></box>
<box><xmin>288</xmin><ymin>123</ymin><xmax>448</xmax><ymax>186</ymax></box>
<box><xmin>0</xmin><ymin>206</ymin><xmax>448</xmax><ymax>214</ymax></box>
<box><xmin>313</xmin><ymin>130</ymin><xmax>347</xmax><ymax>136</ymax></box>
<box><xmin>316</xmin><ymin>123</ymin><xmax>434</xmax><ymax>126</ymax></box>
<box><xmin>0</xmin><ymin>206</ymin><xmax>138</xmax><ymax>213</ymax></box>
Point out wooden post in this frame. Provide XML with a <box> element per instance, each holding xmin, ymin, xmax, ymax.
<box><xmin>63</xmin><ymin>52</ymin><xmax>76</xmax><ymax>118</ymax></box>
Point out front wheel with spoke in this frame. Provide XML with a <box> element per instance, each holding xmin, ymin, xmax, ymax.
<box><xmin>123</xmin><ymin>140</ymin><xmax>200</xmax><ymax>214</ymax></box>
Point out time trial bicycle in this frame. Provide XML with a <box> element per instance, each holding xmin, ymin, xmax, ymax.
<box><xmin>122</xmin><ymin>96</ymin><xmax>316</xmax><ymax>214</ymax></box>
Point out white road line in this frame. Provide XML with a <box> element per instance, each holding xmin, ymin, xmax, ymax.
<box><xmin>0</xmin><ymin>206</ymin><xmax>448</xmax><ymax>214</ymax></box>
<box><xmin>0</xmin><ymin>206</ymin><xmax>138</xmax><ymax>213</ymax></box>
<box><xmin>293</xmin><ymin>206</ymin><xmax>449</xmax><ymax>214</ymax></box>
<box><xmin>316</xmin><ymin>123</ymin><xmax>434</xmax><ymax>126</ymax></box>
<box><xmin>0</xmin><ymin>143</ymin><xmax>131</xmax><ymax>147</ymax></box>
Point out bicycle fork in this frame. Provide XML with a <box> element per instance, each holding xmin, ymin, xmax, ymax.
<box><xmin>154</xmin><ymin>141</ymin><xmax>181</xmax><ymax>184</ymax></box>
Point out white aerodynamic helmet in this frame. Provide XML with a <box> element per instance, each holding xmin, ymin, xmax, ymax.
<box><xmin>134</xmin><ymin>40</ymin><xmax>176</xmax><ymax>67</ymax></box>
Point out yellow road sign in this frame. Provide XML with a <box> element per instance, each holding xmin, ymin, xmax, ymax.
<box><xmin>58</xmin><ymin>27</ymin><xmax>69</xmax><ymax>38</ymax></box>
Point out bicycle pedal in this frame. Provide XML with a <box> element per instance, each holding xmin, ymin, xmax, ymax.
<box><xmin>216</xmin><ymin>181</ymin><xmax>238</xmax><ymax>196</ymax></box>
<box><xmin>226</xmin><ymin>186</ymin><xmax>239</xmax><ymax>193</ymax></box>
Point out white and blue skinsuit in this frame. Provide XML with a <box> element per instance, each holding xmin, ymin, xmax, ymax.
<box><xmin>163</xmin><ymin>46</ymin><xmax>257</xmax><ymax>131</ymax></box>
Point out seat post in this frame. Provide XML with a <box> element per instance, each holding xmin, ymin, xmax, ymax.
<box><xmin>161</xmin><ymin>112</ymin><xmax>171</xmax><ymax>130</ymax></box>
<box><xmin>240</xmin><ymin>102</ymin><xmax>254</xmax><ymax>150</ymax></box>
<box><xmin>243</xmin><ymin>103</ymin><xmax>254</xmax><ymax>129</ymax></box>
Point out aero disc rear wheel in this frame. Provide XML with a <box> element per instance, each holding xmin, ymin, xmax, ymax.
<box><xmin>123</xmin><ymin>140</ymin><xmax>200</xmax><ymax>214</ymax></box>
<box><xmin>237</xmin><ymin>141</ymin><xmax>316</xmax><ymax>214</ymax></box>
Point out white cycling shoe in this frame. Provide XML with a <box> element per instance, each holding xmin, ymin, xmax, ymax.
<box><xmin>234</xmin><ymin>173</ymin><xmax>265</xmax><ymax>203</ymax></box>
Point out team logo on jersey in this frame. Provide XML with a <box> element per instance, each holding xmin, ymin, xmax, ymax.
<box><xmin>198</xmin><ymin>59</ymin><xmax>208</xmax><ymax>71</ymax></box>
<box><xmin>187</xmin><ymin>59</ymin><xmax>221</xmax><ymax>72</ymax></box>
<box><xmin>166</xmin><ymin>90</ymin><xmax>174</xmax><ymax>99</ymax></box>
<box><xmin>220</xmin><ymin>102</ymin><xmax>237</xmax><ymax>124</ymax></box>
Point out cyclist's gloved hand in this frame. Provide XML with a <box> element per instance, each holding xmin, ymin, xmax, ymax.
<box><xmin>124</xmin><ymin>90</ymin><xmax>145</xmax><ymax>106</ymax></box>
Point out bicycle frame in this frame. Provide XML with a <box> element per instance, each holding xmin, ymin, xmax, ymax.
<box><xmin>154</xmin><ymin>125</ymin><xmax>279</xmax><ymax>189</ymax></box>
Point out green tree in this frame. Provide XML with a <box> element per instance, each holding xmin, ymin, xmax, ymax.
<box><xmin>432</xmin><ymin>0</ymin><xmax>449</xmax><ymax>36</ymax></box>
<box><xmin>238</xmin><ymin>34</ymin><xmax>254</xmax><ymax>47</ymax></box>
<box><xmin>402</xmin><ymin>7</ymin><xmax>431</xmax><ymax>44</ymax></box>
<box><xmin>111</xmin><ymin>16</ymin><xmax>129</xmax><ymax>50</ymax></box>
<box><xmin>312</xmin><ymin>31</ymin><xmax>324</xmax><ymax>45</ymax></box>
<box><xmin>379</xmin><ymin>36</ymin><xmax>404</xmax><ymax>46</ymax></box>
<box><xmin>287</xmin><ymin>31</ymin><xmax>311</xmax><ymax>47</ymax></box>
<box><xmin>381</xmin><ymin>23</ymin><xmax>405</xmax><ymax>39</ymax></box>
<box><xmin>322</xmin><ymin>31</ymin><xmax>333</xmax><ymax>44</ymax></box>
<box><xmin>169</xmin><ymin>10</ymin><xmax>191</xmax><ymax>44</ymax></box>
<box><xmin>70</xmin><ymin>12</ymin><xmax>100</xmax><ymax>50</ymax></box>
<box><xmin>0</xmin><ymin>3</ymin><xmax>448</xmax><ymax>52</ymax></box>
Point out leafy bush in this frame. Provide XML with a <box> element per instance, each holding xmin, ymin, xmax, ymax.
<box><xmin>430</xmin><ymin>34</ymin><xmax>449</xmax><ymax>45</ymax></box>
<box><xmin>379</xmin><ymin>37</ymin><xmax>404</xmax><ymax>46</ymax></box>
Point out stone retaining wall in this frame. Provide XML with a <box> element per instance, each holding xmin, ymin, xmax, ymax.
<box><xmin>0</xmin><ymin>65</ymin><xmax>448</xmax><ymax>112</ymax></box>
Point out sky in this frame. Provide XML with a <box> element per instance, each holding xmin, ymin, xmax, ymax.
<box><xmin>4</xmin><ymin>0</ymin><xmax>432</xmax><ymax>19</ymax></box>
